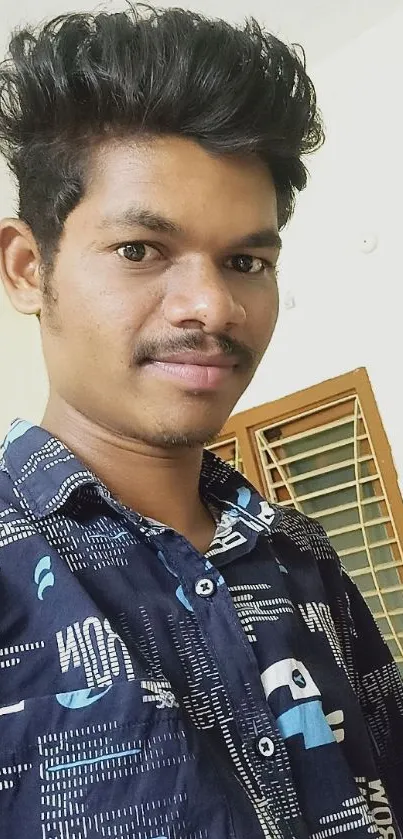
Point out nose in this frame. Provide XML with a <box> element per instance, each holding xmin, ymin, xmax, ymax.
<box><xmin>162</xmin><ymin>256</ymin><xmax>247</xmax><ymax>333</ymax></box>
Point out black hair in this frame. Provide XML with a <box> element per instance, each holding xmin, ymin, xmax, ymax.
<box><xmin>0</xmin><ymin>3</ymin><xmax>324</xmax><ymax>270</ymax></box>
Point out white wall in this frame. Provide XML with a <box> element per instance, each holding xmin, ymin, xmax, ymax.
<box><xmin>0</xmin><ymin>4</ymin><xmax>402</xmax><ymax>490</ymax></box>
<box><xmin>235</xmin><ymin>5</ymin><xmax>403</xmax><ymax>492</ymax></box>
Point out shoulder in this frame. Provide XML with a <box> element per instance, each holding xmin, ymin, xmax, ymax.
<box><xmin>0</xmin><ymin>464</ymin><xmax>39</xmax><ymax>553</ymax></box>
<box><xmin>272</xmin><ymin>503</ymin><xmax>340</xmax><ymax>566</ymax></box>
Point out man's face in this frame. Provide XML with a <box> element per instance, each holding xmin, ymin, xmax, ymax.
<box><xmin>40</xmin><ymin>136</ymin><xmax>280</xmax><ymax>446</ymax></box>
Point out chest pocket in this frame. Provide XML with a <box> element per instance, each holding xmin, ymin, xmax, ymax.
<box><xmin>0</xmin><ymin>679</ymin><xmax>236</xmax><ymax>839</ymax></box>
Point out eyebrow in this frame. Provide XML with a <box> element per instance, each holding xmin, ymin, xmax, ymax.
<box><xmin>98</xmin><ymin>207</ymin><xmax>282</xmax><ymax>251</ymax></box>
<box><xmin>230</xmin><ymin>229</ymin><xmax>282</xmax><ymax>251</ymax></box>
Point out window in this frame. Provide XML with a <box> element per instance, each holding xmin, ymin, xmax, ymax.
<box><xmin>206</xmin><ymin>369</ymin><xmax>403</xmax><ymax>674</ymax></box>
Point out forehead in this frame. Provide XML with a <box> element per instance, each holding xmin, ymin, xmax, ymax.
<box><xmin>82</xmin><ymin>135</ymin><xmax>278</xmax><ymax>241</ymax></box>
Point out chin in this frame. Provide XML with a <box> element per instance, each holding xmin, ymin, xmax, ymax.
<box><xmin>127</xmin><ymin>394</ymin><xmax>234</xmax><ymax>448</ymax></box>
<box><xmin>134</xmin><ymin>416</ymin><xmax>222</xmax><ymax>448</ymax></box>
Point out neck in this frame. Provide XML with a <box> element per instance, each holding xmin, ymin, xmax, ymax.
<box><xmin>41</xmin><ymin>397</ymin><xmax>216</xmax><ymax>553</ymax></box>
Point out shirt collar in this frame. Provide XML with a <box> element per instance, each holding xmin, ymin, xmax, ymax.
<box><xmin>1</xmin><ymin>419</ymin><xmax>275</xmax><ymax>529</ymax></box>
<box><xmin>1</xmin><ymin>419</ymin><xmax>107</xmax><ymax>518</ymax></box>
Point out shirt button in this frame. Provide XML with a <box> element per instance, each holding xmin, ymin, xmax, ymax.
<box><xmin>195</xmin><ymin>577</ymin><xmax>217</xmax><ymax>597</ymax></box>
<box><xmin>256</xmin><ymin>736</ymin><xmax>275</xmax><ymax>758</ymax></box>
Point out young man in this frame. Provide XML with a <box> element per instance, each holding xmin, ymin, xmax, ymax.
<box><xmin>0</xmin><ymin>6</ymin><xmax>401</xmax><ymax>838</ymax></box>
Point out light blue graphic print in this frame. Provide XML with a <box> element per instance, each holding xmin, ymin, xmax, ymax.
<box><xmin>230</xmin><ymin>485</ymin><xmax>276</xmax><ymax>530</ymax></box>
<box><xmin>47</xmin><ymin>746</ymin><xmax>141</xmax><ymax>772</ymax></box>
<box><xmin>33</xmin><ymin>556</ymin><xmax>55</xmax><ymax>600</ymax></box>
<box><xmin>56</xmin><ymin>687</ymin><xmax>112</xmax><ymax>709</ymax></box>
<box><xmin>261</xmin><ymin>658</ymin><xmax>336</xmax><ymax>750</ymax></box>
<box><xmin>237</xmin><ymin>486</ymin><xmax>252</xmax><ymax>509</ymax></box>
<box><xmin>277</xmin><ymin>701</ymin><xmax>335</xmax><ymax>749</ymax></box>
<box><xmin>157</xmin><ymin>550</ymin><xmax>193</xmax><ymax>611</ymax></box>
<box><xmin>2</xmin><ymin>419</ymin><xmax>33</xmax><ymax>452</ymax></box>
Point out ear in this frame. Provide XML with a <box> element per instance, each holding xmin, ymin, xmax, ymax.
<box><xmin>0</xmin><ymin>218</ymin><xmax>43</xmax><ymax>315</ymax></box>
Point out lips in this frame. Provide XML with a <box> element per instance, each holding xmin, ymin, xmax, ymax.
<box><xmin>151</xmin><ymin>352</ymin><xmax>237</xmax><ymax>368</ymax></box>
<box><xmin>143</xmin><ymin>352</ymin><xmax>238</xmax><ymax>390</ymax></box>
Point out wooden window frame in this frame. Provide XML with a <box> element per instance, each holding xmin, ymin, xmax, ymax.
<box><xmin>216</xmin><ymin>368</ymin><xmax>403</xmax><ymax>551</ymax></box>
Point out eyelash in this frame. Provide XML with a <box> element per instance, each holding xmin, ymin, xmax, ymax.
<box><xmin>115</xmin><ymin>242</ymin><xmax>277</xmax><ymax>277</ymax></box>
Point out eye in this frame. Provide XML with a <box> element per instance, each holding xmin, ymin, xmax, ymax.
<box><xmin>225</xmin><ymin>254</ymin><xmax>275</xmax><ymax>275</ymax></box>
<box><xmin>116</xmin><ymin>242</ymin><xmax>161</xmax><ymax>264</ymax></box>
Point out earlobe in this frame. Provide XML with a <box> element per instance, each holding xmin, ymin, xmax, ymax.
<box><xmin>0</xmin><ymin>218</ymin><xmax>42</xmax><ymax>315</ymax></box>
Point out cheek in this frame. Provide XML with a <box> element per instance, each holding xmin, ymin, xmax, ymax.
<box><xmin>55</xmin><ymin>276</ymin><xmax>165</xmax><ymax>381</ymax></box>
<box><xmin>54</xmin><ymin>265</ymin><xmax>152</xmax><ymax>343</ymax></box>
<box><xmin>245</xmin><ymin>284</ymin><xmax>279</xmax><ymax>348</ymax></box>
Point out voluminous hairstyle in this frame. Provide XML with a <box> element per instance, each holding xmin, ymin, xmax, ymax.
<box><xmin>0</xmin><ymin>3</ymin><xmax>324</xmax><ymax>268</ymax></box>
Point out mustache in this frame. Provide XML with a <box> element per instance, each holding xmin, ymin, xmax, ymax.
<box><xmin>131</xmin><ymin>331</ymin><xmax>257</xmax><ymax>370</ymax></box>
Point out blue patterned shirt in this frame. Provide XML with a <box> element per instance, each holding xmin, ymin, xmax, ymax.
<box><xmin>0</xmin><ymin>419</ymin><xmax>402</xmax><ymax>839</ymax></box>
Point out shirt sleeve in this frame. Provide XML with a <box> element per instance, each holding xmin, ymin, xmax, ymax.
<box><xmin>341</xmin><ymin>570</ymin><xmax>403</xmax><ymax>829</ymax></box>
